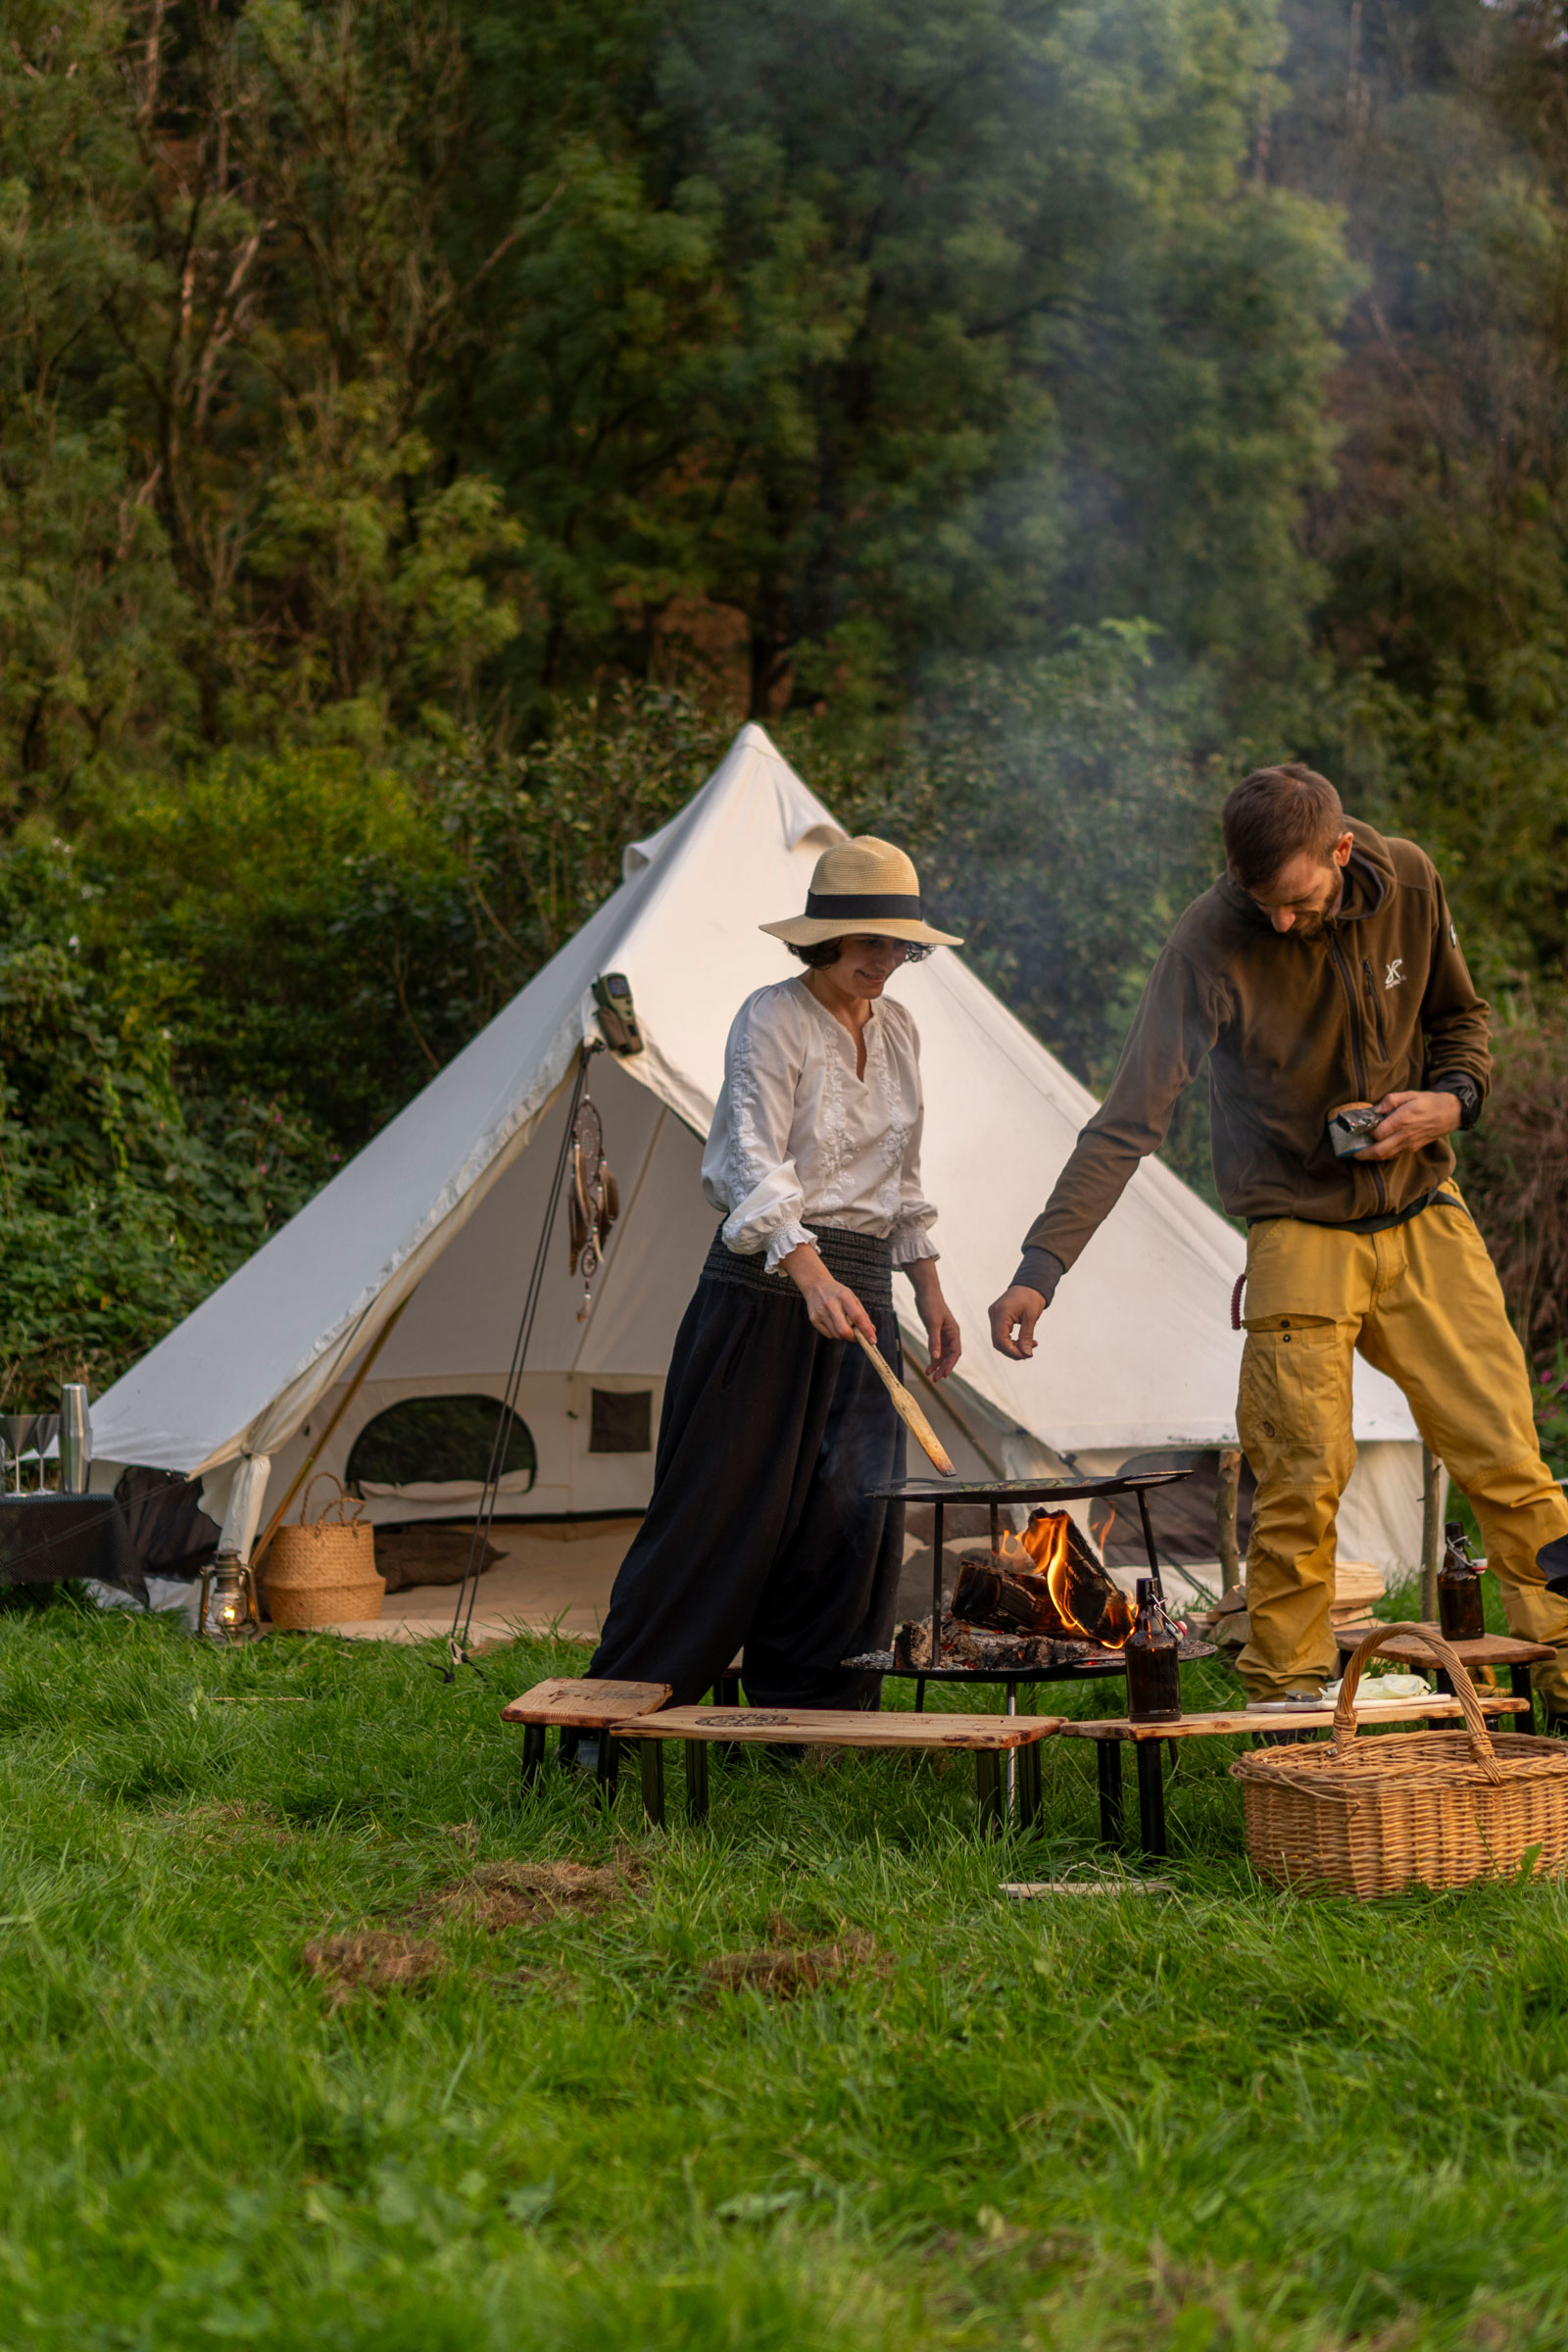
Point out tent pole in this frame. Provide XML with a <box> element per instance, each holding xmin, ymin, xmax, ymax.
<box><xmin>250</xmin><ymin>1298</ymin><xmax>412</xmax><ymax>1571</ymax></box>
<box><xmin>1216</xmin><ymin>1448</ymin><xmax>1243</xmax><ymax>1593</ymax></box>
<box><xmin>1420</xmin><ymin>1444</ymin><xmax>1443</xmax><ymax>1621</ymax></box>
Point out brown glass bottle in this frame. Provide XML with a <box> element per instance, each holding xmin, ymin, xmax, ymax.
<box><xmin>1124</xmin><ymin>1576</ymin><xmax>1182</xmax><ymax>1722</ymax></box>
<box><xmin>1438</xmin><ymin>1520</ymin><xmax>1486</xmax><ymax>1642</ymax></box>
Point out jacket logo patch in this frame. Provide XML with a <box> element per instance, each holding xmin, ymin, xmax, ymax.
<box><xmin>1384</xmin><ymin>957</ymin><xmax>1405</xmax><ymax>990</ymax></box>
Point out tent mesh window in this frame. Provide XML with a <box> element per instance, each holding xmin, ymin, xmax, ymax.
<box><xmin>589</xmin><ymin>1389</ymin><xmax>652</xmax><ymax>1454</ymax></box>
<box><xmin>346</xmin><ymin>1396</ymin><xmax>536</xmax><ymax>1492</ymax></box>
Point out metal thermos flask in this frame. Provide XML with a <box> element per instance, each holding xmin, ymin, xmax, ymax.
<box><xmin>59</xmin><ymin>1385</ymin><xmax>91</xmax><ymax>1494</ymax></box>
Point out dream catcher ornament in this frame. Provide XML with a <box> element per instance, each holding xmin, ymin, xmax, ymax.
<box><xmin>566</xmin><ymin>1083</ymin><xmax>619</xmax><ymax>1317</ymax></box>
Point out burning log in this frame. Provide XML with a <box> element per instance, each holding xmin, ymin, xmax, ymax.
<box><xmin>951</xmin><ymin>1510</ymin><xmax>1135</xmax><ymax>1649</ymax></box>
<box><xmin>952</xmin><ymin>1553</ymin><xmax>1062</xmax><ymax>1637</ymax></box>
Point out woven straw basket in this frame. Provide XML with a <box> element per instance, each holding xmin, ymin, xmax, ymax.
<box><xmin>262</xmin><ymin>1474</ymin><xmax>384</xmax><ymax>1629</ymax></box>
<box><xmin>1231</xmin><ymin>1621</ymin><xmax>1568</xmax><ymax>1899</ymax></box>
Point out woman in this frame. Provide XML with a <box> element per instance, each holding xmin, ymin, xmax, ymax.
<box><xmin>588</xmin><ymin>835</ymin><xmax>962</xmax><ymax>1714</ymax></box>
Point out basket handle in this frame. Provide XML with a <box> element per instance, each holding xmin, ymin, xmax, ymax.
<box><xmin>299</xmin><ymin>1470</ymin><xmax>366</xmax><ymax>1529</ymax></box>
<box><xmin>1334</xmin><ymin>1619</ymin><xmax>1504</xmax><ymax>1783</ymax></box>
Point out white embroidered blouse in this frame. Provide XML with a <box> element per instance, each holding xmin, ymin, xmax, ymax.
<box><xmin>701</xmin><ymin>978</ymin><xmax>940</xmax><ymax>1275</ymax></box>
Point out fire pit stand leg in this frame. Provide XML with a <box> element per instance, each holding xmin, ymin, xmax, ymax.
<box><xmin>685</xmin><ymin>1739</ymin><xmax>710</xmax><ymax>1823</ymax></box>
<box><xmin>1135</xmin><ymin>1737</ymin><xmax>1167</xmax><ymax>1858</ymax></box>
<box><xmin>521</xmin><ymin>1724</ymin><xmax>547</xmax><ymax>1788</ymax></box>
<box><xmin>1136</xmin><ymin>1490</ymin><xmax>1165</xmax><ymax>1599</ymax></box>
<box><xmin>930</xmin><ymin>1499</ymin><xmax>946</xmax><ymax>1678</ymax></box>
<box><xmin>638</xmin><ymin>1739</ymin><xmax>665</xmax><ymax>1826</ymax></box>
<box><xmin>1096</xmin><ymin>1738</ymin><xmax>1122</xmax><ymax>1844</ymax></box>
<box><xmin>1016</xmin><ymin>1732</ymin><xmax>1042</xmax><ymax>1829</ymax></box>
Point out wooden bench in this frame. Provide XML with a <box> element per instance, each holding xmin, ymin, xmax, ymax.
<box><xmin>501</xmin><ymin>1677</ymin><xmax>671</xmax><ymax>1789</ymax></box>
<box><xmin>1061</xmin><ymin>1691</ymin><xmax>1536</xmax><ymax>1858</ymax></box>
<box><xmin>501</xmin><ymin>1680</ymin><xmax>1064</xmax><ymax>1833</ymax></box>
<box><xmin>1334</xmin><ymin>1623</ymin><xmax>1553</xmax><ymax>1725</ymax></box>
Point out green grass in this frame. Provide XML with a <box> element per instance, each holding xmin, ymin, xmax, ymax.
<box><xmin>2</xmin><ymin>1599</ymin><xmax>1567</xmax><ymax>2351</ymax></box>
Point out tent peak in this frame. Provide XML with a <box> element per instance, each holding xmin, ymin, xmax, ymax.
<box><xmin>622</xmin><ymin>722</ymin><xmax>846</xmax><ymax>883</ymax></box>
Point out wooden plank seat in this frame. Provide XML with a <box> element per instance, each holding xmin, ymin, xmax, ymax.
<box><xmin>624</xmin><ymin>1705</ymin><xmax>1066</xmax><ymax>1833</ymax></box>
<box><xmin>1334</xmin><ymin>1621</ymin><xmax>1552</xmax><ymax>1724</ymax></box>
<box><xmin>501</xmin><ymin>1677</ymin><xmax>670</xmax><ymax>1790</ymax></box>
<box><xmin>1061</xmin><ymin>1692</ymin><xmax>1535</xmax><ymax>1859</ymax></box>
<box><xmin>500</xmin><ymin>1679</ymin><xmax>1064</xmax><ymax>1832</ymax></box>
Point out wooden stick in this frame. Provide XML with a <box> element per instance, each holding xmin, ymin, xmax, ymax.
<box><xmin>853</xmin><ymin>1330</ymin><xmax>956</xmax><ymax>1476</ymax></box>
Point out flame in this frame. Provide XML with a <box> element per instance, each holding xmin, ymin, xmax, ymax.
<box><xmin>1003</xmin><ymin>1509</ymin><xmax>1135</xmax><ymax>1648</ymax></box>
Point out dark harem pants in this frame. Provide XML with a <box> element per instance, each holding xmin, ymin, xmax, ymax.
<box><xmin>588</xmin><ymin>1226</ymin><xmax>906</xmax><ymax>1709</ymax></box>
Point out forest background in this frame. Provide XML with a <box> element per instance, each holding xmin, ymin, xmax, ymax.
<box><xmin>5</xmin><ymin>0</ymin><xmax>1568</xmax><ymax>1401</ymax></box>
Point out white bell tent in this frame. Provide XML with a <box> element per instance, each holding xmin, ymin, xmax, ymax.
<box><xmin>90</xmin><ymin>724</ymin><xmax>1427</xmax><ymax>1576</ymax></box>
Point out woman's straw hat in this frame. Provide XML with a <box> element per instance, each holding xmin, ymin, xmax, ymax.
<box><xmin>760</xmin><ymin>836</ymin><xmax>963</xmax><ymax>950</ymax></box>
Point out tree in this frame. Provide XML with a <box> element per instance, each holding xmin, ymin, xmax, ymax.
<box><xmin>456</xmin><ymin>0</ymin><xmax>1350</xmax><ymax>720</ymax></box>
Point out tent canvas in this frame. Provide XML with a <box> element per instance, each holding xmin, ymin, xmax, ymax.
<box><xmin>90</xmin><ymin>724</ymin><xmax>1426</xmax><ymax>1578</ymax></box>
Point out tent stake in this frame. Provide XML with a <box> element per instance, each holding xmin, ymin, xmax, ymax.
<box><xmin>250</xmin><ymin>1298</ymin><xmax>411</xmax><ymax>1573</ymax></box>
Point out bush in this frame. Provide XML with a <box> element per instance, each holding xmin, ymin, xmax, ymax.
<box><xmin>1461</xmin><ymin>1010</ymin><xmax>1568</xmax><ymax>1364</ymax></box>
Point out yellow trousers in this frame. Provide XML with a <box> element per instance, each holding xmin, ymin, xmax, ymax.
<box><xmin>1236</xmin><ymin>1187</ymin><xmax>1568</xmax><ymax>1708</ymax></box>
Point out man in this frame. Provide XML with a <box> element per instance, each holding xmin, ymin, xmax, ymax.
<box><xmin>988</xmin><ymin>763</ymin><xmax>1568</xmax><ymax>1713</ymax></box>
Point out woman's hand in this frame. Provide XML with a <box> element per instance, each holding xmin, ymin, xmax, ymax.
<box><xmin>780</xmin><ymin>1243</ymin><xmax>877</xmax><ymax>1343</ymax></box>
<box><xmin>906</xmin><ymin>1258</ymin><xmax>961</xmax><ymax>1382</ymax></box>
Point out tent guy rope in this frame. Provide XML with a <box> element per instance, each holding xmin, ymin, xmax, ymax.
<box><xmin>446</xmin><ymin>1043</ymin><xmax>598</xmax><ymax>1674</ymax></box>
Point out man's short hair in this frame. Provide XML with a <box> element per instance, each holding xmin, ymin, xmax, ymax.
<box><xmin>1222</xmin><ymin>763</ymin><xmax>1346</xmax><ymax>891</ymax></box>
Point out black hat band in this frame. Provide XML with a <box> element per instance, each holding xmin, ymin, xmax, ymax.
<box><xmin>804</xmin><ymin>890</ymin><xmax>923</xmax><ymax>919</ymax></box>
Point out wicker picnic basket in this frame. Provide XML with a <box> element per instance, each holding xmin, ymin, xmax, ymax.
<box><xmin>1231</xmin><ymin>1622</ymin><xmax>1568</xmax><ymax>1898</ymax></box>
<box><xmin>261</xmin><ymin>1473</ymin><xmax>383</xmax><ymax>1628</ymax></box>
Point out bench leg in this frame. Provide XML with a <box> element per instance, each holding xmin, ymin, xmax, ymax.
<box><xmin>1096</xmin><ymin>1738</ymin><xmax>1122</xmax><ymax>1845</ymax></box>
<box><xmin>638</xmin><ymin>1740</ymin><xmax>665</xmax><ymax>1827</ymax></box>
<box><xmin>1512</xmin><ymin>1663</ymin><xmax>1537</xmax><ymax>1734</ymax></box>
<box><xmin>686</xmin><ymin>1740</ymin><xmax>710</xmax><ymax>1823</ymax></box>
<box><xmin>1016</xmin><ymin>1739</ymin><xmax>1041</xmax><ymax>1830</ymax></box>
<box><xmin>974</xmin><ymin>1750</ymin><xmax>1004</xmax><ymax>1837</ymax></box>
<box><xmin>521</xmin><ymin>1723</ymin><xmax>547</xmax><ymax>1790</ymax></box>
<box><xmin>1135</xmin><ymin>1738</ymin><xmax>1166</xmax><ymax>1859</ymax></box>
<box><xmin>594</xmin><ymin>1731</ymin><xmax>620</xmax><ymax>1798</ymax></box>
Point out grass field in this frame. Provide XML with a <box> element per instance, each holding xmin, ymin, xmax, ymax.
<box><xmin>2</xmin><ymin>1594</ymin><xmax>1566</xmax><ymax>2351</ymax></box>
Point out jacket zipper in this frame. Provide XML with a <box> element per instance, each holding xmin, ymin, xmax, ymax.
<box><xmin>1361</xmin><ymin>957</ymin><xmax>1389</xmax><ymax>1058</ymax></box>
<box><xmin>1328</xmin><ymin>928</ymin><xmax>1387</xmax><ymax>1209</ymax></box>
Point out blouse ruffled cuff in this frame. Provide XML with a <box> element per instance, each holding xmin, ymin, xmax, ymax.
<box><xmin>890</xmin><ymin>1216</ymin><xmax>939</xmax><ymax>1268</ymax></box>
<box><xmin>761</xmin><ymin>1219</ymin><xmax>817</xmax><ymax>1276</ymax></box>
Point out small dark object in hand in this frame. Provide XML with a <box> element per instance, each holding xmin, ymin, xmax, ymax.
<box><xmin>1327</xmin><ymin>1101</ymin><xmax>1382</xmax><ymax>1158</ymax></box>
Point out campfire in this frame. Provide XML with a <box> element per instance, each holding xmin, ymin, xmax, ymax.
<box><xmin>952</xmin><ymin>1509</ymin><xmax>1136</xmax><ymax>1648</ymax></box>
<box><xmin>885</xmin><ymin>1509</ymin><xmax>1199</xmax><ymax>1675</ymax></box>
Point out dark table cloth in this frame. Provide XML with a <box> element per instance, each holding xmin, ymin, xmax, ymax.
<box><xmin>0</xmin><ymin>1494</ymin><xmax>146</xmax><ymax>1603</ymax></box>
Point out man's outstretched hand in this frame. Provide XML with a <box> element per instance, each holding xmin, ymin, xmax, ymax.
<box><xmin>989</xmin><ymin>1285</ymin><xmax>1048</xmax><ymax>1359</ymax></box>
<box><xmin>989</xmin><ymin>1250</ymin><xmax>1065</xmax><ymax>1358</ymax></box>
<box><xmin>1358</xmin><ymin>1089</ymin><xmax>1462</xmax><ymax>1161</ymax></box>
